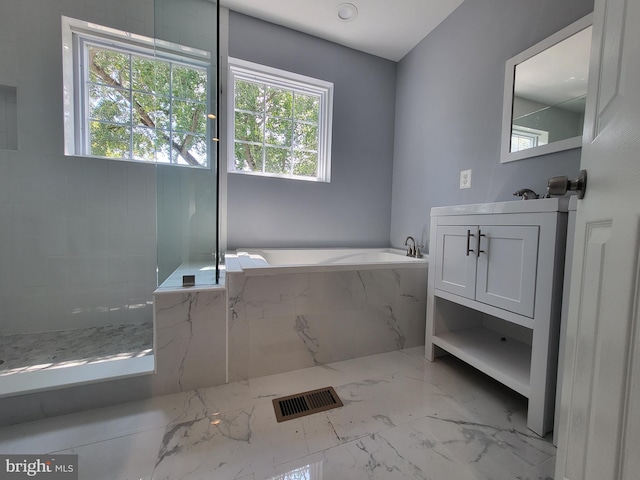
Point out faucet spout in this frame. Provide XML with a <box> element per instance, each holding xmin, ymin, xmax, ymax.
<box><xmin>513</xmin><ymin>188</ymin><xmax>539</xmax><ymax>200</ymax></box>
<box><xmin>404</xmin><ymin>236</ymin><xmax>416</xmax><ymax>257</ymax></box>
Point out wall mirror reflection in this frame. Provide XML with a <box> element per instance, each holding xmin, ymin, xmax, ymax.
<box><xmin>500</xmin><ymin>14</ymin><xmax>593</xmax><ymax>163</ymax></box>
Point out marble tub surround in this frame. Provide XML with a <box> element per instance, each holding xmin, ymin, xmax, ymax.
<box><xmin>0</xmin><ymin>323</ymin><xmax>153</xmax><ymax>376</ymax></box>
<box><xmin>228</xmin><ymin>266</ymin><xmax>428</xmax><ymax>381</ymax></box>
<box><xmin>153</xmin><ymin>288</ymin><xmax>227</xmax><ymax>395</ymax></box>
<box><xmin>0</xmin><ymin>347</ymin><xmax>556</xmax><ymax>480</ymax></box>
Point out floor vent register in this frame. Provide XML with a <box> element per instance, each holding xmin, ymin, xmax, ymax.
<box><xmin>273</xmin><ymin>386</ymin><xmax>343</xmax><ymax>422</ymax></box>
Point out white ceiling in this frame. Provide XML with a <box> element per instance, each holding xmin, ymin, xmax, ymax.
<box><xmin>220</xmin><ymin>0</ymin><xmax>465</xmax><ymax>61</ymax></box>
<box><xmin>515</xmin><ymin>26</ymin><xmax>592</xmax><ymax>108</ymax></box>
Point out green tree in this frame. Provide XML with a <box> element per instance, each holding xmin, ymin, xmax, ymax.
<box><xmin>233</xmin><ymin>79</ymin><xmax>320</xmax><ymax>177</ymax></box>
<box><xmin>87</xmin><ymin>46</ymin><xmax>208</xmax><ymax>167</ymax></box>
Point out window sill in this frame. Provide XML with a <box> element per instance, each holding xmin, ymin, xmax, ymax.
<box><xmin>228</xmin><ymin>169</ymin><xmax>330</xmax><ymax>183</ymax></box>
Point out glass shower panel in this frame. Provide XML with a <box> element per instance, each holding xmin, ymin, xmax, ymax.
<box><xmin>0</xmin><ymin>0</ymin><xmax>161</xmax><ymax>396</ymax></box>
<box><xmin>154</xmin><ymin>0</ymin><xmax>219</xmax><ymax>288</ymax></box>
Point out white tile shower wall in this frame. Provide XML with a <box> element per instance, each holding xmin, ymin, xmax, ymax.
<box><xmin>153</xmin><ymin>289</ymin><xmax>227</xmax><ymax>394</ymax></box>
<box><xmin>0</xmin><ymin>153</ymin><xmax>157</xmax><ymax>334</ymax></box>
<box><xmin>0</xmin><ymin>0</ymin><xmax>219</xmax><ymax>335</ymax></box>
<box><xmin>228</xmin><ymin>268</ymin><xmax>428</xmax><ymax>381</ymax></box>
<box><xmin>0</xmin><ymin>0</ymin><xmax>157</xmax><ymax>335</ymax></box>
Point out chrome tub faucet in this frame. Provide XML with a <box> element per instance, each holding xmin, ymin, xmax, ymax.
<box><xmin>404</xmin><ymin>236</ymin><xmax>423</xmax><ymax>257</ymax></box>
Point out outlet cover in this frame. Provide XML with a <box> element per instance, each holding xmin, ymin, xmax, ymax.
<box><xmin>460</xmin><ymin>169</ymin><xmax>472</xmax><ymax>189</ymax></box>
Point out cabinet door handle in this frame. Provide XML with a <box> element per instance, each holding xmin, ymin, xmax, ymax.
<box><xmin>466</xmin><ymin>229</ymin><xmax>474</xmax><ymax>256</ymax></box>
<box><xmin>477</xmin><ymin>230</ymin><xmax>486</xmax><ymax>257</ymax></box>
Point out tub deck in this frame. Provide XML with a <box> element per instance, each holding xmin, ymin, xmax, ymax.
<box><xmin>227</xmin><ymin>248</ymin><xmax>428</xmax><ymax>276</ymax></box>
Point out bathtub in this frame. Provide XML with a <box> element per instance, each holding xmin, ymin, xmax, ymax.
<box><xmin>225</xmin><ymin>247</ymin><xmax>429</xmax><ymax>381</ymax></box>
<box><xmin>226</xmin><ymin>247</ymin><xmax>427</xmax><ymax>275</ymax></box>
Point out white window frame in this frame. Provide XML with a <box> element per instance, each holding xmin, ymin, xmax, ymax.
<box><xmin>61</xmin><ymin>16</ymin><xmax>212</xmax><ymax>168</ymax></box>
<box><xmin>228</xmin><ymin>57</ymin><xmax>333</xmax><ymax>182</ymax></box>
<box><xmin>510</xmin><ymin>125</ymin><xmax>549</xmax><ymax>152</ymax></box>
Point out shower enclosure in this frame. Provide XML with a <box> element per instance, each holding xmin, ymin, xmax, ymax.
<box><xmin>0</xmin><ymin>0</ymin><xmax>219</xmax><ymax>397</ymax></box>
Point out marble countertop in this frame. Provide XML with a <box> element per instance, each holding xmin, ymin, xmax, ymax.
<box><xmin>431</xmin><ymin>197</ymin><xmax>571</xmax><ymax>216</ymax></box>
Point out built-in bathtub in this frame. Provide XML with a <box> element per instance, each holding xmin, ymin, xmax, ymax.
<box><xmin>229</xmin><ymin>248</ymin><xmax>427</xmax><ymax>275</ymax></box>
<box><xmin>225</xmin><ymin>248</ymin><xmax>429</xmax><ymax>381</ymax></box>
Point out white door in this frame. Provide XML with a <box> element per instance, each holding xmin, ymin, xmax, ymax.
<box><xmin>555</xmin><ymin>0</ymin><xmax>640</xmax><ymax>479</ymax></box>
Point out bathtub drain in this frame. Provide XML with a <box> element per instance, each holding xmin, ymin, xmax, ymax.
<box><xmin>273</xmin><ymin>386</ymin><xmax>343</xmax><ymax>422</ymax></box>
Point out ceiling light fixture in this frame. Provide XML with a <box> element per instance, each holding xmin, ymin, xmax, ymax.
<box><xmin>336</xmin><ymin>3</ymin><xmax>358</xmax><ymax>22</ymax></box>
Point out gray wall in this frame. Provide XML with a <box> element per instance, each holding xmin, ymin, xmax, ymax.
<box><xmin>226</xmin><ymin>12</ymin><xmax>397</xmax><ymax>250</ymax></box>
<box><xmin>390</xmin><ymin>0</ymin><xmax>594</xmax><ymax>250</ymax></box>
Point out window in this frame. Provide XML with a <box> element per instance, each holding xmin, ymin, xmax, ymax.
<box><xmin>511</xmin><ymin>125</ymin><xmax>549</xmax><ymax>152</ymax></box>
<box><xmin>228</xmin><ymin>58</ymin><xmax>333</xmax><ymax>182</ymax></box>
<box><xmin>62</xmin><ymin>17</ymin><xmax>212</xmax><ymax>168</ymax></box>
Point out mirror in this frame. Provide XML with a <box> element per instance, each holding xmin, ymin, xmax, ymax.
<box><xmin>500</xmin><ymin>14</ymin><xmax>593</xmax><ymax>163</ymax></box>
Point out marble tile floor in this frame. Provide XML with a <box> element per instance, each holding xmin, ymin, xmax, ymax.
<box><xmin>0</xmin><ymin>347</ymin><xmax>556</xmax><ymax>480</ymax></box>
<box><xmin>0</xmin><ymin>323</ymin><xmax>153</xmax><ymax>376</ymax></box>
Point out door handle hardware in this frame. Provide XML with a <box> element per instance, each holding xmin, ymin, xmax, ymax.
<box><xmin>545</xmin><ymin>169</ymin><xmax>587</xmax><ymax>199</ymax></box>
<box><xmin>466</xmin><ymin>229</ymin><xmax>475</xmax><ymax>256</ymax></box>
<box><xmin>477</xmin><ymin>230</ymin><xmax>486</xmax><ymax>257</ymax></box>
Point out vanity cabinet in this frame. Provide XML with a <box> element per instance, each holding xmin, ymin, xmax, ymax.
<box><xmin>434</xmin><ymin>224</ymin><xmax>539</xmax><ymax>317</ymax></box>
<box><xmin>426</xmin><ymin>199</ymin><xmax>569</xmax><ymax>436</ymax></box>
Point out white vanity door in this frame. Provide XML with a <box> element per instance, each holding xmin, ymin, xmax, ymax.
<box><xmin>434</xmin><ymin>225</ymin><xmax>478</xmax><ymax>300</ymax></box>
<box><xmin>475</xmin><ymin>225</ymin><xmax>539</xmax><ymax>318</ymax></box>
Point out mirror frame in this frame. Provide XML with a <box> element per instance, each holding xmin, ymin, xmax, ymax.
<box><xmin>500</xmin><ymin>13</ymin><xmax>593</xmax><ymax>164</ymax></box>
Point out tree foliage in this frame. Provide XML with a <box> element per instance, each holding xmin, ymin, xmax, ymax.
<box><xmin>233</xmin><ymin>79</ymin><xmax>320</xmax><ymax>177</ymax></box>
<box><xmin>87</xmin><ymin>46</ymin><xmax>208</xmax><ymax>167</ymax></box>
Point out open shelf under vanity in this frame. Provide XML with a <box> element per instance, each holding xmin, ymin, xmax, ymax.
<box><xmin>432</xmin><ymin>325</ymin><xmax>531</xmax><ymax>398</ymax></box>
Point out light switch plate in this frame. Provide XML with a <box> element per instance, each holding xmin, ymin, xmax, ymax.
<box><xmin>460</xmin><ymin>169</ymin><xmax>472</xmax><ymax>189</ymax></box>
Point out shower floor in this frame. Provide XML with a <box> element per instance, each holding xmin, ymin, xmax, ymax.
<box><xmin>0</xmin><ymin>323</ymin><xmax>153</xmax><ymax>376</ymax></box>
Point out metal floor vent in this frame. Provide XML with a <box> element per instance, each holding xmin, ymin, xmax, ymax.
<box><xmin>273</xmin><ymin>386</ymin><xmax>343</xmax><ymax>422</ymax></box>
